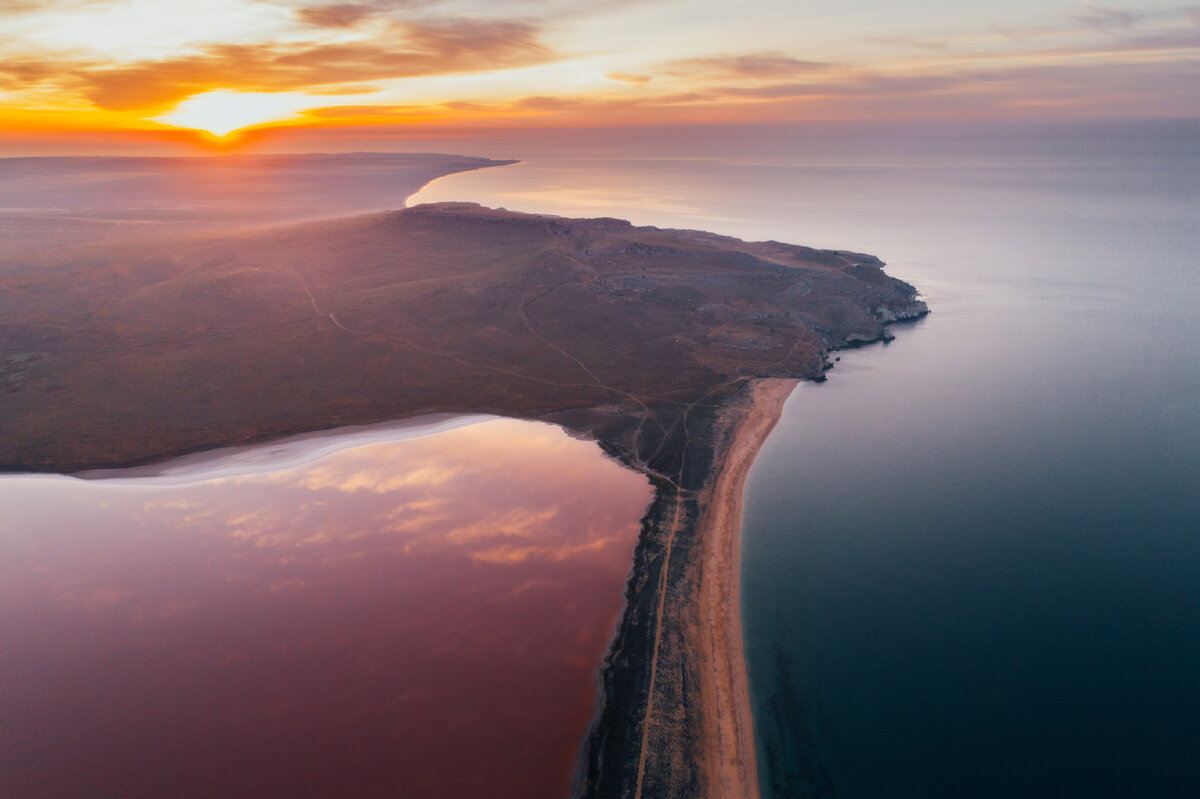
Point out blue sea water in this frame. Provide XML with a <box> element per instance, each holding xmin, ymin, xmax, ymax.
<box><xmin>420</xmin><ymin>119</ymin><xmax>1200</xmax><ymax>797</ymax></box>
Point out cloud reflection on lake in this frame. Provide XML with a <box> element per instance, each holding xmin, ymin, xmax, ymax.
<box><xmin>0</xmin><ymin>417</ymin><xmax>652</xmax><ymax>799</ymax></box>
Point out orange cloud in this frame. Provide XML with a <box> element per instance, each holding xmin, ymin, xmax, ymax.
<box><xmin>304</xmin><ymin>103</ymin><xmax>432</xmax><ymax>118</ymax></box>
<box><xmin>606</xmin><ymin>71</ymin><xmax>652</xmax><ymax>86</ymax></box>
<box><xmin>1071</xmin><ymin>6</ymin><xmax>1146</xmax><ymax>30</ymax></box>
<box><xmin>514</xmin><ymin>95</ymin><xmax>581</xmax><ymax>111</ymax></box>
<box><xmin>3</xmin><ymin>1</ymin><xmax>1199</xmax><ymax>140</ymax></box>
<box><xmin>0</xmin><ymin>0</ymin><xmax>44</xmax><ymax>11</ymax></box>
<box><xmin>49</xmin><ymin>17</ymin><xmax>554</xmax><ymax>114</ymax></box>
<box><xmin>0</xmin><ymin>60</ymin><xmax>59</xmax><ymax>87</ymax></box>
<box><xmin>295</xmin><ymin>89</ymin><xmax>728</xmax><ymax>128</ymax></box>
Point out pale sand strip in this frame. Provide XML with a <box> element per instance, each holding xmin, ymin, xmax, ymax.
<box><xmin>693</xmin><ymin>377</ymin><xmax>798</xmax><ymax>799</ymax></box>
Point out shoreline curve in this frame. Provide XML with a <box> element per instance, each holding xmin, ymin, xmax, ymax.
<box><xmin>693</xmin><ymin>377</ymin><xmax>797</xmax><ymax>799</ymax></box>
<box><xmin>576</xmin><ymin>377</ymin><xmax>798</xmax><ymax>799</ymax></box>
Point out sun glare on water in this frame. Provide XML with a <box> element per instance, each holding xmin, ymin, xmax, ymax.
<box><xmin>152</xmin><ymin>90</ymin><xmax>318</xmax><ymax>137</ymax></box>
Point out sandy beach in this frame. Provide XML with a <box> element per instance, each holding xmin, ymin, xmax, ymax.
<box><xmin>577</xmin><ymin>377</ymin><xmax>799</xmax><ymax>799</ymax></box>
<box><xmin>691</xmin><ymin>377</ymin><xmax>798</xmax><ymax>798</ymax></box>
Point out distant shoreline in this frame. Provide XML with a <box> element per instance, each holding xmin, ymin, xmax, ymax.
<box><xmin>402</xmin><ymin>159</ymin><xmax>521</xmax><ymax>209</ymax></box>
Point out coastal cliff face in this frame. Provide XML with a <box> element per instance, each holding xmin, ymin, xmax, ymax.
<box><xmin>0</xmin><ymin>202</ymin><xmax>925</xmax><ymax>473</ymax></box>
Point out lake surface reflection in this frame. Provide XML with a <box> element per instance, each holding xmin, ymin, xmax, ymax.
<box><xmin>0</xmin><ymin>417</ymin><xmax>652</xmax><ymax>799</ymax></box>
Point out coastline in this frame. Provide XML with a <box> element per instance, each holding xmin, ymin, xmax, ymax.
<box><xmin>577</xmin><ymin>377</ymin><xmax>799</xmax><ymax>799</ymax></box>
<box><xmin>72</xmin><ymin>413</ymin><xmax>492</xmax><ymax>483</ymax></box>
<box><xmin>693</xmin><ymin>377</ymin><xmax>797</xmax><ymax>799</ymax></box>
<box><xmin>402</xmin><ymin>159</ymin><xmax>521</xmax><ymax>208</ymax></box>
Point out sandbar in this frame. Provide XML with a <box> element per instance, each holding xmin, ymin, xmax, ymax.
<box><xmin>692</xmin><ymin>377</ymin><xmax>797</xmax><ymax>798</ymax></box>
<box><xmin>576</xmin><ymin>377</ymin><xmax>800</xmax><ymax>799</ymax></box>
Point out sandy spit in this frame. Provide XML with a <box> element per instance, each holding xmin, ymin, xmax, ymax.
<box><xmin>691</xmin><ymin>377</ymin><xmax>798</xmax><ymax>799</ymax></box>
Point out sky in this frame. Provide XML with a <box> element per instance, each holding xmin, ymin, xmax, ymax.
<box><xmin>1</xmin><ymin>0</ymin><xmax>1198</xmax><ymax>147</ymax></box>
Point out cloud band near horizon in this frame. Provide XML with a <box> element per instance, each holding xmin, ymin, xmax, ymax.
<box><xmin>1</xmin><ymin>0</ymin><xmax>1197</xmax><ymax>139</ymax></box>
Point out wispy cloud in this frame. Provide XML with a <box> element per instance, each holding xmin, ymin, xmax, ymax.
<box><xmin>304</xmin><ymin>103</ymin><xmax>432</xmax><ymax>118</ymax></box>
<box><xmin>0</xmin><ymin>0</ymin><xmax>75</xmax><ymax>12</ymax></box>
<box><xmin>1</xmin><ymin>0</ymin><xmax>1197</xmax><ymax>134</ymax></box>
<box><xmin>514</xmin><ymin>94</ymin><xmax>580</xmax><ymax>110</ymax></box>
<box><xmin>0</xmin><ymin>59</ymin><xmax>60</xmax><ymax>87</ymax></box>
<box><xmin>295</xmin><ymin>2</ymin><xmax>377</xmax><ymax>28</ymax></box>
<box><xmin>716</xmin><ymin>72</ymin><xmax>964</xmax><ymax>99</ymax></box>
<box><xmin>1071</xmin><ymin>5</ymin><xmax>1148</xmax><ymax>30</ymax></box>
<box><xmin>72</xmin><ymin>17</ymin><xmax>553</xmax><ymax>111</ymax></box>
<box><xmin>665</xmin><ymin>51</ymin><xmax>831</xmax><ymax>79</ymax></box>
<box><xmin>606</xmin><ymin>70</ymin><xmax>652</xmax><ymax>86</ymax></box>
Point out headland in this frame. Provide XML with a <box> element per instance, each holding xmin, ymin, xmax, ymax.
<box><xmin>0</xmin><ymin>164</ymin><xmax>927</xmax><ymax>797</ymax></box>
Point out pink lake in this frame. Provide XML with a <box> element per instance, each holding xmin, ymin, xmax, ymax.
<box><xmin>0</xmin><ymin>417</ymin><xmax>652</xmax><ymax>799</ymax></box>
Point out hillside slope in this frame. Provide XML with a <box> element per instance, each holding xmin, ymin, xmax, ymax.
<box><xmin>1</xmin><ymin>202</ymin><xmax>925</xmax><ymax>472</ymax></box>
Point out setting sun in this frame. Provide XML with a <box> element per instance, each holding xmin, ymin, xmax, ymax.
<box><xmin>152</xmin><ymin>90</ymin><xmax>319</xmax><ymax>137</ymax></box>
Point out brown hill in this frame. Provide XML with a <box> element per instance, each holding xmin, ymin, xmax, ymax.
<box><xmin>0</xmin><ymin>202</ymin><xmax>925</xmax><ymax>473</ymax></box>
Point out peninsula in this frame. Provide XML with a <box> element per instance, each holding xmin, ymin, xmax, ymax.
<box><xmin>1</xmin><ymin>157</ymin><xmax>927</xmax><ymax>798</ymax></box>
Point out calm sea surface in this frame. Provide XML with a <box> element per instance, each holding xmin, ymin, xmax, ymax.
<box><xmin>412</xmin><ymin>121</ymin><xmax>1200</xmax><ymax>798</ymax></box>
